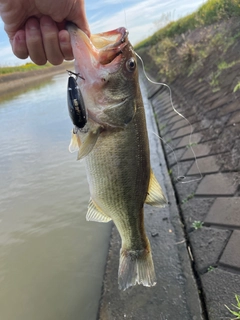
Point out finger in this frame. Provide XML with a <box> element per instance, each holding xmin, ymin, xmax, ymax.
<box><xmin>25</xmin><ymin>18</ymin><xmax>47</xmax><ymax>65</ymax></box>
<box><xmin>11</xmin><ymin>30</ymin><xmax>29</xmax><ymax>59</ymax></box>
<box><xmin>40</xmin><ymin>16</ymin><xmax>63</xmax><ymax>65</ymax></box>
<box><xmin>59</xmin><ymin>30</ymin><xmax>73</xmax><ymax>61</ymax></box>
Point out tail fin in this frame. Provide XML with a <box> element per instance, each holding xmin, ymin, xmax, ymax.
<box><xmin>118</xmin><ymin>246</ymin><xmax>156</xmax><ymax>290</ymax></box>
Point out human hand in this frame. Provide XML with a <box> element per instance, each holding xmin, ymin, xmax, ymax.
<box><xmin>0</xmin><ymin>0</ymin><xmax>90</xmax><ymax>65</ymax></box>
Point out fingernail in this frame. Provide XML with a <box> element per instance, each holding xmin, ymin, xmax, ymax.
<box><xmin>27</xmin><ymin>23</ymin><xmax>38</xmax><ymax>31</ymax></box>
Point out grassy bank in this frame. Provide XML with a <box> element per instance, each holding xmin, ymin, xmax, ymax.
<box><xmin>136</xmin><ymin>0</ymin><xmax>240</xmax><ymax>50</ymax></box>
<box><xmin>0</xmin><ymin>62</ymin><xmax>52</xmax><ymax>75</ymax></box>
<box><xmin>135</xmin><ymin>0</ymin><xmax>240</xmax><ymax>89</ymax></box>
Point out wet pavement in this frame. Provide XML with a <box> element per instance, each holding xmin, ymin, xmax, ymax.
<box><xmin>98</xmin><ymin>77</ymin><xmax>204</xmax><ymax>320</ymax></box>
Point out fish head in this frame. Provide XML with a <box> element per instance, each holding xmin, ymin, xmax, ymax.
<box><xmin>67</xmin><ymin>23</ymin><xmax>139</xmax><ymax>127</ymax></box>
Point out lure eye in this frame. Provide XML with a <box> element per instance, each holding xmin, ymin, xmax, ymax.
<box><xmin>67</xmin><ymin>76</ymin><xmax>87</xmax><ymax>128</ymax></box>
<box><xmin>126</xmin><ymin>58</ymin><xmax>136</xmax><ymax>72</ymax></box>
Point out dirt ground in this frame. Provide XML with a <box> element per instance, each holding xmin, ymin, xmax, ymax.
<box><xmin>138</xmin><ymin>17</ymin><xmax>240</xmax><ymax>178</ymax></box>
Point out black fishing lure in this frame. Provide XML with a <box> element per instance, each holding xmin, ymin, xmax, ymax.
<box><xmin>67</xmin><ymin>71</ymin><xmax>87</xmax><ymax>129</ymax></box>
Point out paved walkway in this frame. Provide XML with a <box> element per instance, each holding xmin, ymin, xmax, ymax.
<box><xmin>146</xmin><ymin>73</ymin><xmax>240</xmax><ymax>319</ymax></box>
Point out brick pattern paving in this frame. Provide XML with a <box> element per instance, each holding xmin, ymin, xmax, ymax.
<box><xmin>205</xmin><ymin>197</ymin><xmax>240</xmax><ymax>228</ymax></box>
<box><xmin>187</xmin><ymin>156</ymin><xmax>220</xmax><ymax>175</ymax></box>
<box><xmin>149</xmin><ymin>83</ymin><xmax>240</xmax><ymax>319</ymax></box>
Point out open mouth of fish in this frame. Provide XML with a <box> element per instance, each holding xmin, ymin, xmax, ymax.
<box><xmin>66</xmin><ymin>23</ymin><xmax>129</xmax><ymax>72</ymax></box>
<box><xmin>66</xmin><ymin>23</ymin><xmax>133</xmax><ymax>128</ymax></box>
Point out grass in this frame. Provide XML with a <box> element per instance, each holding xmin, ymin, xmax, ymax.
<box><xmin>207</xmin><ymin>266</ymin><xmax>215</xmax><ymax>272</ymax></box>
<box><xmin>233</xmin><ymin>82</ymin><xmax>240</xmax><ymax>93</ymax></box>
<box><xmin>192</xmin><ymin>221</ymin><xmax>204</xmax><ymax>229</ymax></box>
<box><xmin>225</xmin><ymin>294</ymin><xmax>240</xmax><ymax>319</ymax></box>
<box><xmin>218</xmin><ymin>60</ymin><xmax>237</xmax><ymax>70</ymax></box>
<box><xmin>0</xmin><ymin>62</ymin><xmax>51</xmax><ymax>75</ymax></box>
<box><xmin>159</xmin><ymin>124</ymin><xmax>166</xmax><ymax>131</ymax></box>
<box><xmin>135</xmin><ymin>0</ymin><xmax>240</xmax><ymax>50</ymax></box>
<box><xmin>137</xmin><ymin>1</ymin><xmax>240</xmax><ymax>83</ymax></box>
<box><xmin>181</xmin><ymin>193</ymin><xmax>195</xmax><ymax>204</ymax></box>
<box><xmin>186</xmin><ymin>142</ymin><xmax>198</xmax><ymax>149</ymax></box>
<box><xmin>148</xmin><ymin>37</ymin><xmax>177</xmax><ymax>81</ymax></box>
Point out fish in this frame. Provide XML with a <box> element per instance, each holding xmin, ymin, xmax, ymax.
<box><xmin>66</xmin><ymin>22</ymin><xmax>167</xmax><ymax>290</ymax></box>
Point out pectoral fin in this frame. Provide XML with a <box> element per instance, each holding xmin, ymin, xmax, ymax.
<box><xmin>77</xmin><ymin>126</ymin><xmax>101</xmax><ymax>160</ymax></box>
<box><xmin>68</xmin><ymin>122</ymin><xmax>101</xmax><ymax>160</ymax></box>
<box><xmin>69</xmin><ymin>130</ymin><xmax>81</xmax><ymax>153</ymax></box>
<box><xmin>145</xmin><ymin>170</ymin><xmax>167</xmax><ymax>207</ymax></box>
<box><xmin>86</xmin><ymin>199</ymin><xmax>112</xmax><ymax>223</ymax></box>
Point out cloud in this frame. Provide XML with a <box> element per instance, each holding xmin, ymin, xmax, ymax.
<box><xmin>86</xmin><ymin>0</ymin><xmax>138</xmax><ymax>11</ymax></box>
<box><xmin>89</xmin><ymin>0</ymin><xmax>207</xmax><ymax>45</ymax></box>
<box><xmin>0</xmin><ymin>45</ymin><xmax>29</xmax><ymax>66</ymax></box>
<box><xmin>0</xmin><ymin>45</ymin><xmax>13</xmax><ymax>58</ymax></box>
<box><xmin>89</xmin><ymin>0</ymin><xmax>175</xmax><ymax>44</ymax></box>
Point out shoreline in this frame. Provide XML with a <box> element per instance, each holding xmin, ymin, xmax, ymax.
<box><xmin>0</xmin><ymin>62</ymin><xmax>74</xmax><ymax>101</ymax></box>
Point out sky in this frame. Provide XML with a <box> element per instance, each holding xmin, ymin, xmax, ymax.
<box><xmin>0</xmin><ymin>0</ymin><xmax>207</xmax><ymax>66</ymax></box>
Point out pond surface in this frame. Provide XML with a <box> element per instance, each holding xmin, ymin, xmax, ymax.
<box><xmin>0</xmin><ymin>73</ymin><xmax>111</xmax><ymax>320</ymax></box>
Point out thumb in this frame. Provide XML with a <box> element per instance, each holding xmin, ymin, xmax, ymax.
<box><xmin>66</xmin><ymin>0</ymin><xmax>91</xmax><ymax>37</ymax></box>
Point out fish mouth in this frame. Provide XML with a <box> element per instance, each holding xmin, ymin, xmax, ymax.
<box><xmin>66</xmin><ymin>23</ymin><xmax>128</xmax><ymax>70</ymax></box>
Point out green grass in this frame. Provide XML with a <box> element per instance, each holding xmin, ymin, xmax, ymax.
<box><xmin>207</xmin><ymin>266</ymin><xmax>215</xmax><ymax>272</ymax></box>
<box><xmin>233</xmin><ymin>82</ymin><xmax>240</xmax><ymax>93</ymax></box>
<box><xmin>186</xmin><ymin>142</ymin><xmax>198</xmax><ymax>149</ymax></box>
<box><xmin>0</xmin><ymin>62</ymin><xmax>51</xmax><ymax>75</ymax></box>
<box><xmin>225</xmin><ymin>294</ymin><xmax>240</xmax><ymax>319</ymax></box>
<box><xmin>135</xmin><ymin>0</ymin><xmax>240</xmax><ymax>50</ymax></box>
<box><xmin>181</xmin><ymin>193</ymin><xmax>195</xmax><ymax>204</ymax></box>
<box><xmin>218</xmin><ymin>60</ymin><xmax>237</xmax><ymax>70</ymax></box>
<box><xmin>192</xmin><ymin>221</ymin><xmax>204</xmax><ymax>229</ymax></box>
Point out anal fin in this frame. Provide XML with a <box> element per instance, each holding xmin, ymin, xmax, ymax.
<box><xmin>145</xmin><ymin>169</ymin><xmax>167</xmax><ymax>207</ymax></box>
<box><xmin>86</xmin><ymin>199</ymin><xmax>112</xmax><ymax>223</ymax></box>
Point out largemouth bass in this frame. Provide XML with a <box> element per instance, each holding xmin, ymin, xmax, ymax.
<box><xmin>67</xmin><ymin>23</ymin><xmax>167</xmax><ymax>290</ymax></box>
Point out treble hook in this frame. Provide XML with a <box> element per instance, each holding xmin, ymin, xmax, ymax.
<box><xmin>67</xmin><ymin>70</ymin><xmax>85</xmax><ymax>81</ymax></box>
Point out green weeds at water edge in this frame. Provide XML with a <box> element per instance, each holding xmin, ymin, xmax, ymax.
<box><xmin>0</xmin><ymin>62</ymin><xmax>51</xmax><ymax>75</ymax></box>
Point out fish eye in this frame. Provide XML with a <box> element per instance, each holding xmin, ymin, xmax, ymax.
<box><xmin>126</xmin><ymin>58</ymin><xmax>136</xmax><ymax>72</ymax></box>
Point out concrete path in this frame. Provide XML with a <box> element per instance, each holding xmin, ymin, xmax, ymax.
<box><xmin>98</xmin><ymin>77</ymin><xmax>204</xmax><ymax>320</ymax></box>
<box><xmin>146</xmin><ymin>76</ymin><xmax>240</xmax><ymax>319</ymax></box>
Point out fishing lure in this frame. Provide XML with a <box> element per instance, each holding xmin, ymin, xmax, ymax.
<box><xmin>67</xmin><ymin>71</ymin><xmax>87</xmax><ymax>129</ymax></box>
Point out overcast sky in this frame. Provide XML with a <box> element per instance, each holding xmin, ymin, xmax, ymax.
<box><xmin>0</xmin><ymin>0</ymin><xmax>207</xmax><ymax>66</ymax></box>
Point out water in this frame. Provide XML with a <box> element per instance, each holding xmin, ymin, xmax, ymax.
<box><xmin>0</xmin><ymin>74</ymin><xmax>112</xmax><ymax>320</ymax></box>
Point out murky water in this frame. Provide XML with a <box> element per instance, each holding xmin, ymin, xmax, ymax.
<box><xmin>0</xmin><ymin>74</ymin><xmax>111</xmax><ymax>320</ymax></box>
